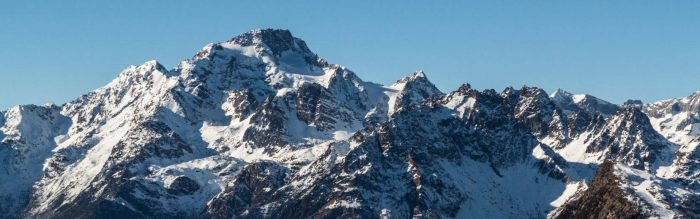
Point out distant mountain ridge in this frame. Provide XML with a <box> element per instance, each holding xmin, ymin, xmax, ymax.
<box><xmin>0</xmin><ymin>29</ymin><xmax>698</xmax><ymax>219</ymax></box>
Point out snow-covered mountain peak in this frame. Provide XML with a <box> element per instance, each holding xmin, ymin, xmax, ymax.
<box><xmin>578</xmin><ymin>106</ymin><xmax>673</xmax><ymax>169</ymax></box>
<box><xmin>391</xmin><ymin>70</ymin><xmax>432</xmax><ymax>86</ymax></box>
<box><xmin>647</xmin><ymin>89</ymin><xmax>700</xmax><ymax>116</ymax></box>
<box><xmin>386</xmin><ymin>71</ymin><xmax>442</xmax><ymax>115</ymax></box>
<box><xmin>520</xmin><ymin>85</ymin><xmax>549</xmax><ymax>97</ymax></box>
<box><xmin>227</xmin><ymin>28</ymin><xmax>312</xmax><ymax>56</ymax></box>
<box><xmin>127</xmin><ymin>60</ymin><xmax>167</xmax><ymax>73</ymax></box>
<box><xmin>108</xmin><ymin>60</ymin><xmax>171</xmax><ymax>86</ymax></box>
<box><xmin>1</xmin><ymin>29</ymin><xmax>699</xmax><ymax>219</ymax></box>
<box><xmin>611</xmin><ymin>106</ymin><xmax>655</xmax><ymax>127</ymax></box>
<box><xmin>550</xmin><ymin>88</ymin><xmax>574</xmax><ymax>100</ymax></box>
<box><xmin>645</xmin><ymin>90</ymin><xmax>700</xmax><ymax>147</ymax></box>
<box><xmin>550</xmin><ymin>88</ymin><xmax>596</xmax><ymax>107</ymax></box>
<box><xmin>549</xmin><ymin>88</ymin><xmax>619</xmax><ymax>117</ymax></box>
<box><xmin>214</xmin><ymin>28</ymin><xmax>321</xmax><ymax>70</ymax></box>
<box><xmin>550</xmin><ymin>88</ymin><xmax>584</xmax><ymax>105</ymax></box>
<box><xmin>178</xmin><ymin>29</ymin><xmax>337</xmax><ymax>97</ymax></box>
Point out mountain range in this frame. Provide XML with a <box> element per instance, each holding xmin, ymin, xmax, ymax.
<box><xmin>1</xmin><ymin>29</ymin><xmax>699</xmax><ymax>219</ymax></box>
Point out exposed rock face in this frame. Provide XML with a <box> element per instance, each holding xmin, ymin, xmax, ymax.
<box><xmin>553</xmin><ymin>161</ymin><xmax>645</xmax><ymax>219</ymax></box>
<box><xmin>585</xmin><ymin>107</ymin><xmax>672</xmax><ymax>169</ymax></box>
<box><xmin>203</xmin><ymin>161</ymin><xmax>287</xmax><ymax>218</ymax></box>
<box><xmin>0</xmin><ymin>29</ymin><xmax>698</xmax><ymax>219</ymax></box>
<box><xmin>167</xmin><ymin>176</ymin><xmax>201</xmax><ymax>196</ymax></box>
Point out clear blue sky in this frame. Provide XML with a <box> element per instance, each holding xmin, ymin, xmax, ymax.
<box><xmin>2</xmin><ymin>1</ymin><xmax>699</xmax><ymax>110</ymax></box>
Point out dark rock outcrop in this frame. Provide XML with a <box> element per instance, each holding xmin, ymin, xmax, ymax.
<box><xmin>554</xmin><ymin>161</ymin><xmax>645</xmax><ymax>219</ymax></box>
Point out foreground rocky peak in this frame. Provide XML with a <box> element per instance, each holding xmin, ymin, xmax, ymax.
<box><xmin>0</xmin><ymin>29</ymin><xmax>698</xmax><ymax>218</ymax></box>
<box><xmin>552</xmin><ymin>161</ymin><xmax>648</xmax><ymax>218</ymax></box>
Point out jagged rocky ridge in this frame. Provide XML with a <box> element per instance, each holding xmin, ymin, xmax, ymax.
<box><xmin>1</xmin><ymin>29</ymin><xmax>699</xmax><ymax>218</ymax></box>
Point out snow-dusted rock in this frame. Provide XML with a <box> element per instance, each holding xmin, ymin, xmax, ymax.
<box><xmin>550</xmin><ymin>88</ymin><xmax>619</xmax><ymax>117</ymax></box>
<box><xmin>0</xmin><ymin>29</ymin><xmax>698</xmax><ymax>219</ymax></box>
